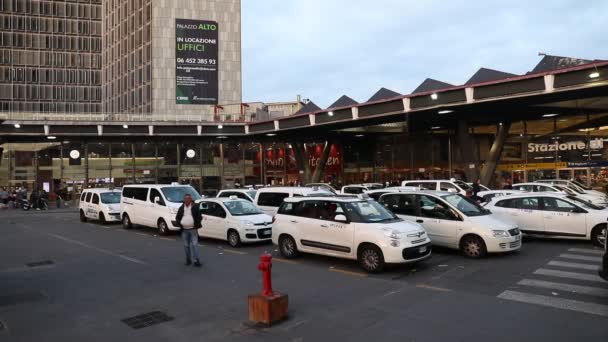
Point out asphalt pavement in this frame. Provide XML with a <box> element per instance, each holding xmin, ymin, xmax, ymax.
<box><xmin>0</xmin><ymin>210</ymin><xmax>606</xmax><ymax>341</ymax></box>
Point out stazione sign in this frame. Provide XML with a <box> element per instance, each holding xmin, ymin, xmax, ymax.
<box><xmin>175</xmin><ymin>19</ymin><xmax>219</xmax><ymax>105</ymax></box>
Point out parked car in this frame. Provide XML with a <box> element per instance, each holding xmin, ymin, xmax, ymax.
<box><xmin>599</xmin><ymin>229</ymin><xmax>608</xmax><ymax>281</ymax></box>
<box><xmin>536</xmin><ymin>179</ymin><xmax>608</xmax><ymax>206</ymax></box>
<box><xmin>79</xmin><ymin>188</ymin><xmax>122</xmax><ymax>223</ymax></box>
<box><xmin>477</xmin><ymin>190</ymin><xmax>522</xmax><ymax>204</ymax></box>
<box><xmin>272</xmin><ymin>196</ymin><xmax>431</xmax><ymax>272</ymax></box>
<box><xmin>197</xmin><ymin>197</ymin><xmax>272</xmax><ymax>247</ymax></box>
<box><xmin>305</xmin><ymin>183</ymin><xmax>339</xmax><ymax>194</ymax></box>
<box><xmin>486</xmin><ymin>193</ymin><xmax>607</xmax><ymax>247</ymax></box>
<box><xmin>365</xmin><ymin>187</ymin><xmax>421</xmax><ymax>201</ymax></box>
<box><xmin>340</xmin><ymin>183</ymin><xmax>384</xmax><ymax>195</ymax></box>
<box><xmin>401</xmin><ymin>179</ymin><xmax>473</xmax><ymax>195</ymax></box>
<box><xmin>379</xmin><ymin>191</ymin><xmax>521</xmax><ymax>258</ymax></box>
<box><xmin>120</xmin><ymin>184</ymin><xmax>201</xmax><ymax>235</ymax></box>
<box><xmin>254</xmin><ymin>186</ymin><xmax>333</xmax><ymax>216</ymax></box>
<box><xmin>217</xmin><ymin>188</ymin><xmax>257</xmax><ymax>202</ymax></box>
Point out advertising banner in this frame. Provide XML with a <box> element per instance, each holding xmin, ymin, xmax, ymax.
<box><xmin>175</xmin><ymin>19</ymin><xmax>219</xmax><ymax>105</ymax></box>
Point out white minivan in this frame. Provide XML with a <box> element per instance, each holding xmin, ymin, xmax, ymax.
<box><xmin>272</xmin><ymin>196</ymin><xmax>431</xmax><ymax>272</ymax></box>
<box><xmin>120</xmin><ymin>184</ymin><xmax>202</xmax><ymax>235</ymax></box>
<box><xmin>79</xmin><ymin>188</ymin><xmax>122</xmax><ymax>223</ymax></box>
<box><xmin>379</xmin><ymin>191</ymin><xmax>522</xmax><ymax>258</ymax></box>
<box><xmin>254</xmin><ymin>186</ymin><xmax>333</xmax><ymax>216</ymax></box>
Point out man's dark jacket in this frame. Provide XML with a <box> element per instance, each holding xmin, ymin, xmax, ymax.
<box><xmin>175</xmin><ymin>203</ymin><xmax>202</xmax><ymax>229</ymax></box>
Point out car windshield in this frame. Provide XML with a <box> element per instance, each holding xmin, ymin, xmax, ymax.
<box><xmin>566</xmin><ymin>195</ymin><xmax>604</xmax><ymax>210</ymax></box>
<box><xmin>442</xmin><ymin>194</ymin><xmax>490</xmax><ymax>216</ymax></box>
<box><xmin>554</xmin><ymin>185</ymin><xmax>577</xmax><ymax>195</ymax></box>
<box><xmin>161</xmin><ymin>186</ymin><xmax>201</xmax><ymax>203</ymax></box>
<box><xmin>246</xmin><ymin>190</ymin><xmax>257</xmax><ymax>199</ymax></box>
<box><xmin>100</xmin><ymin>192</ymin><xmax>121</xmax><ymax>204</ymax></box>
<box><xmin>223</xmin><ymin>200</ymin><xmax>262</xmax><ymax>216</ymax></box>
<box><xmin>343</xmin><ymin>200</ymin><xmax>401</xmax><ymax>223</ymax></box>
<box><xmin>454</xmin><ymin>180</ymin><xmax>472</xmax><ymax>191</ymax></box>
<box><xmin>566</xmin><ymin>183</ymin><xmax>586</xmax><ymax>193</ymax></box>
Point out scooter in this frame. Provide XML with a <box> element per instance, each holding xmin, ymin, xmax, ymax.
<box><xmin>18</xmin><ymin>199</ymin><xmax>31</xmax><ymax>211</ymax></box>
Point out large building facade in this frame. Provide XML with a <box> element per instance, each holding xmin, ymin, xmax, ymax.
<box><xmin>0</xmin><ymin>0</ymin><xmax>103</xmax><ymax>113</ymax></box>
<box><xmin>1</xmin><ymin>0</ymin><xmax>241</xmax><ymax>116</ymax></box>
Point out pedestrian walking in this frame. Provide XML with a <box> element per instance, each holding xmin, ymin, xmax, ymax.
<box><xmin>0</xmin><ymin>187</ymin><xmax>8</xmax><ymax>205</ymax></box>
<box><xmin>472</xmin><ymin>179</ymin><xmax>481</xmax><ymax>197</ymax></box>
<box><xmin>175</xmin><ymin>194</ymin><xmax>202</xmax><ymax>267</ymax></box>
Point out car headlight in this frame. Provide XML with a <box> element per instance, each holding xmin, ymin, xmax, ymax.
<box><xmin>169</xmin><ymin>207</ymin><xmax>179</xmax><ymax>215</ymax></box>
<box><xmin>492</xmin><ymin>230</ymin><xmax>510</xmax><ymax>238</ymax></box>
<box><xmin>383</xmin><ymin>229</ymin><xmax>403</xmax><ymax>240</ymax></box>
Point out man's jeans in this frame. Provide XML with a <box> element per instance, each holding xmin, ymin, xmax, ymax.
<box><xmin>181</xmin><ymin>229</ymin><xmax>200</xmax><ymax>262</ymax></box>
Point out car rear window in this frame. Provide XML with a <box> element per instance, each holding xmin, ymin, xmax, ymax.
<box><xmin>257</xmin><ymin>192</ymin><xmax>290</xmax><ymax>207</ymax></box>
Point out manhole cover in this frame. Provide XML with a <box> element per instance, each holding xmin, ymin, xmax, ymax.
<box><xmin>121</xmin><ymin>311</ymin><xmax>174</xmax><ymax>329</ymax></box>
<box><xmin>0</xmin><ymin>292</ymin><xmax>46</xmax><ymax>307</ymax></box>
<box><xmin>26</xmin><ymin>260</ymin><xmax>54</xmax><ymax>268</ymax></box>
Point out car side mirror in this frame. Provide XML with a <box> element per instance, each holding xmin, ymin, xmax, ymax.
<box><xmin>334</xmin><ymin>214</ymin><xmax>348</xmax><ymax>222</ymax></box>
<box><xmin>154</xmin><ymin>196</ymin><xmax>160</xmax><ymax>204</ymax></box>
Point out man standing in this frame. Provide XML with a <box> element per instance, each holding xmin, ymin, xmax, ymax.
<box><xmin>175</xmin><ymin>194</ymin><xmax>202</xmax><ymax>267</ymax></box>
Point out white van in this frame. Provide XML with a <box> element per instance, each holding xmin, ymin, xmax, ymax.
<box><xmin>253</xmin><ymin>186</ymin><xmax>333</xmax><ymax>216</ymax></box>
<box><xmin>79</xmin><ymin>188</ymin><xmax>122</xmax><ymax>223</ymax></box>
<box><xmin>401</xmin><ymin>179</ymin><xmax>473</xmax><ymax>195</ymax></box>
<box><xmin>120</xmin><ymin>184</ymin><xmax>202</xmax><ymax>235</ymax></box>
<box><xmin>217</xmin><ymin>188</ymin><xmax>257</xmax><ymax>202</ymax></box>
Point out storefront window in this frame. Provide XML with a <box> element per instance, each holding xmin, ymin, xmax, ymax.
<box><xmin>157</xmin><ymin>142</ymin><xmax>178</xmax><ymax>184</ymax></box>
<box><xmin>201</xmin><ymin>142</ymin><xmax>220</xmax><ymax>196</ymax></box>
<box><xmin>180</xmin><ymin>143</ymin><xmax>201</xmax><ymax>192</ymax></box>
<box><xmin>223</xmin><ymin>142</ymin><xmax>243</xmax><ymax>188</ymax></box>
<box><xmin>87</xmin><ymin>142</ymin><xmax>111</xmax><ymax>187</ymax></box>
<box><xmin>62</xmin><ymin>142</ymin><xmax>85</xmax><ymax>201</ymax></box>
<box><xmin>111</xmin><ymin>143</ymin><xmax>133</xmax><ymax>186</ymax></box>
<box><xmin>244</xmin><ymin>143</ymin><xmax>261</xmax><ymax>186</ymax></box>
<box><xmin>134</xmin><ymin>142</ymin><xmax>157</xmax><ymax>184</ymax></box>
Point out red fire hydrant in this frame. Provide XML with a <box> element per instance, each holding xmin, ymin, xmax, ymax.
<box><xmin>257</xmin><ymin>254</ymin><xmax>273</xmax><ymax>297</ymax></box>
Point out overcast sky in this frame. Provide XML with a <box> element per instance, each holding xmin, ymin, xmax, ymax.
<box><xmin>241</xmin><ymin>0</ymin><xmax>607</xmax><ymax>107</ymax></box>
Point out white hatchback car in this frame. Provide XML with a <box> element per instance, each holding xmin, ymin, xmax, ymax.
<box><xmin>272</xmin><ymin>196</ymin><xmax>431</xmax><ymax>273</ymax></box>
<box><xmin>379</xmin><ymin>191</ymin><xmax>522</xmax><ymax>258</ymax></box>
<box><xmin>486</xmin><ymin>193</ymin><xmax>607</xmax><ymax>247</ymax></box>
<box><xmin>402</xmin><ymin>179</ymin><xmax>473</xmax><ymax>195</ymax></box>
<box><xmin>254</xmin><ymin>186</ymin><xmax>333</xmax><ymax>216</ymax></box>
<box><xmin>197</xmin><ymin>197</ymin><xmax>273</xmax><ymax>247</ymax></box>
<box><xmin>79</xmin><ymin>188</ymin><xmax>122</xmax><ymax>223</ymax></box>
<box><xmin>217</xmin><ymin>188</ymin><xmax>257</xmax><ymax>202</ymax></box>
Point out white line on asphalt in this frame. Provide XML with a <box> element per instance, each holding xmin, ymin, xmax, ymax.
<box><xmin>517</xmin><ymin>279</ymin><xmax>608</xmax><ymax>298</ymax></box>
<box><xmin>160</xmin><ymin>237</ymin><xmax>174</xmax><ymax>241</ymax></box>
<box><xmin>558</xmin><ymin>253</ymin><xmax>602</xmax><ymax>263</ymax></box>
<box><xmin>534</xmin><ymin>268</ymin><xmax>605</xmax><ymax>283</ymax></box>
<box><xmin>568</xmin><ymin>248</ymin><xmax>604</xmax><ymax>255</ymax></box>
<box><xmin>46</xmin><ymin>233</ymin><xmax>147</xmax><ymax>265</ymax></box>
<box><xmin>135</xmin><ymin>232</ymin><xmax>147</xmax><ymax>236</ymax></box>
<box><xmin>548</xmin><ymin>260</ymin><xmax>601</xmax><ymax>271</ymax></box>
<box><xmin>498</xmin><ymin>290</ymin><xmax>608</xmax><ymax>317</ymax></box>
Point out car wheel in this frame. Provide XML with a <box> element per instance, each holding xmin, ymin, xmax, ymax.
<box><xmin>461</xmin><ymin>235</ymin><xmax>487</xmax><ymax>258</ymax></box>
<box><xmin>98</xmin><ymin>212</ymin><xmax>106</xmax><ymax>224</ymax></box>
<box><xmin>122</xmin><ymin>214</ymin><xmax>132</xmax><ymax>229</ymax></box>
<box><xmin>157</xmin><ymin>219</ymin><xmax>170</xmax><ymax>236</ymax></box>
<box><xmin>80</xmin><ymin>210</ymin><xmax>87</xmax><ymax>222</ymax></box>
<box><xmin>591</xmin><ymin>224</ymin><xmax>607</xmax><ymax>248</ymax></box>
<box><xmin>358</xmin><ymin>244</ymin><xmax>385</xmax><ymax>273</ymax></box>
<box><xmin>279</xmin><ymin>235</ymin><xmax>299</xmax><ymax>258</ymax></box>
<box><xmin>227</xmin><ymin>229</ymin><xmax>241</xmax><ymax>247</ymax></box>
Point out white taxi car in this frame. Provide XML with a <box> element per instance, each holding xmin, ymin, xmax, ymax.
<box><xmin>217</xmin><ymin>188</ymin><xmax>257</xmax><ymax>202</ymax></box>
<box><xmin>486</xmin><ymin>193</ymin><xmax>607</xmax><ymax>247</ymax></box>
<box><xmin>272</xmin><ymin>196</ymin><xmax>431</xmax><ymax>273</ymax></box>
<box><xmin>79</xmin><ymin>188</ymin><xmax>122</xmax><ymax>223</ymax></box>
<box><xmin>379</xmin><ymin>191</ymin><xmax>522</xmax><ymax>258</ymax></box>
<box><xmin>197</xmin><ymin>197</ymin><xmax>273</xmax><ymax>247</ymax></box>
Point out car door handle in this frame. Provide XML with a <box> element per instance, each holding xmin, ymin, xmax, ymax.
<box><xmin>290</xmin><ymin>220</ymin><xmax>298</xmax><ymax>223</ymax></box>
<box><xmin>320</xmin><ymin>224</ymin><xmax>329</xmax><ymax>228</ymax></box>
<box><xmin>416</xmin><ymin>219</ymin><xmax>424</xmax><ymax>223</ymax></box>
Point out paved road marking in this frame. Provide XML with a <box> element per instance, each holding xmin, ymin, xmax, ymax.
<box><xmin>517</xmin><ymin>279</ymin><xmax>608</xmax><ymax>298</ymax></box>
<box><xmin>416</xmin><ymin>284</ymin><xmax>451</xmax><ymax>292</ymax></box>
<box><xmin>273</xmin><ymin>258</ymin><xmax>300</xmax><ymax>265</ymax></box>
<box><xmin>160</xmin><ymin>237</ymin><xmax>174</xmax><ymax>241</ymax></box>
<box><xmin>102</xmin><ymin>226</ymin><xmax>112</xmax><ymax>229</ymax></box>
<box><xmin>135</xmin><ymin>232</ymin><xmax>147</xmax><ymax>236</ymax></box>
<box><xmin>534</xmin><ymin>268</ymin><xmax>604</xmax><ymax>283</ymax></box>
<box><xmin>46</xmin><ymin>233</ymin><xmax>147</xmax><ymax>265</ymax></box>
<box><xmin>548</xmin><ymin>260</ymin><xmax>601</xmax><ymax>271</ymax></box>
<box><xmin>568</xmin><ymin>248</ymin><xmax>604</xmax><ymax>255</ymax></box>
<box><xmin>558</xmin><ymin>253</ymin><xmax>602</xmax><ymax>263</ymax></box>
<box><xmin>328</xmin><ymin>268</ymin><xmax>368</xmax><ymax>278</ymax></box>
<box><xmin>222</xmin><ymin>249</ymin><xmax>247</xmax><ymax>255</ymax></box>
<box><xmin>498</xmin><ymin>290</ymin><xmax>608</xmax><ymax>317</ymax></box>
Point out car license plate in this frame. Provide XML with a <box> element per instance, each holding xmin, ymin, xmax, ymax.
<box><xmin>419</xmin><ymin>246</ymin><xmax>427</xmax><ymax>253</ymax></box>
